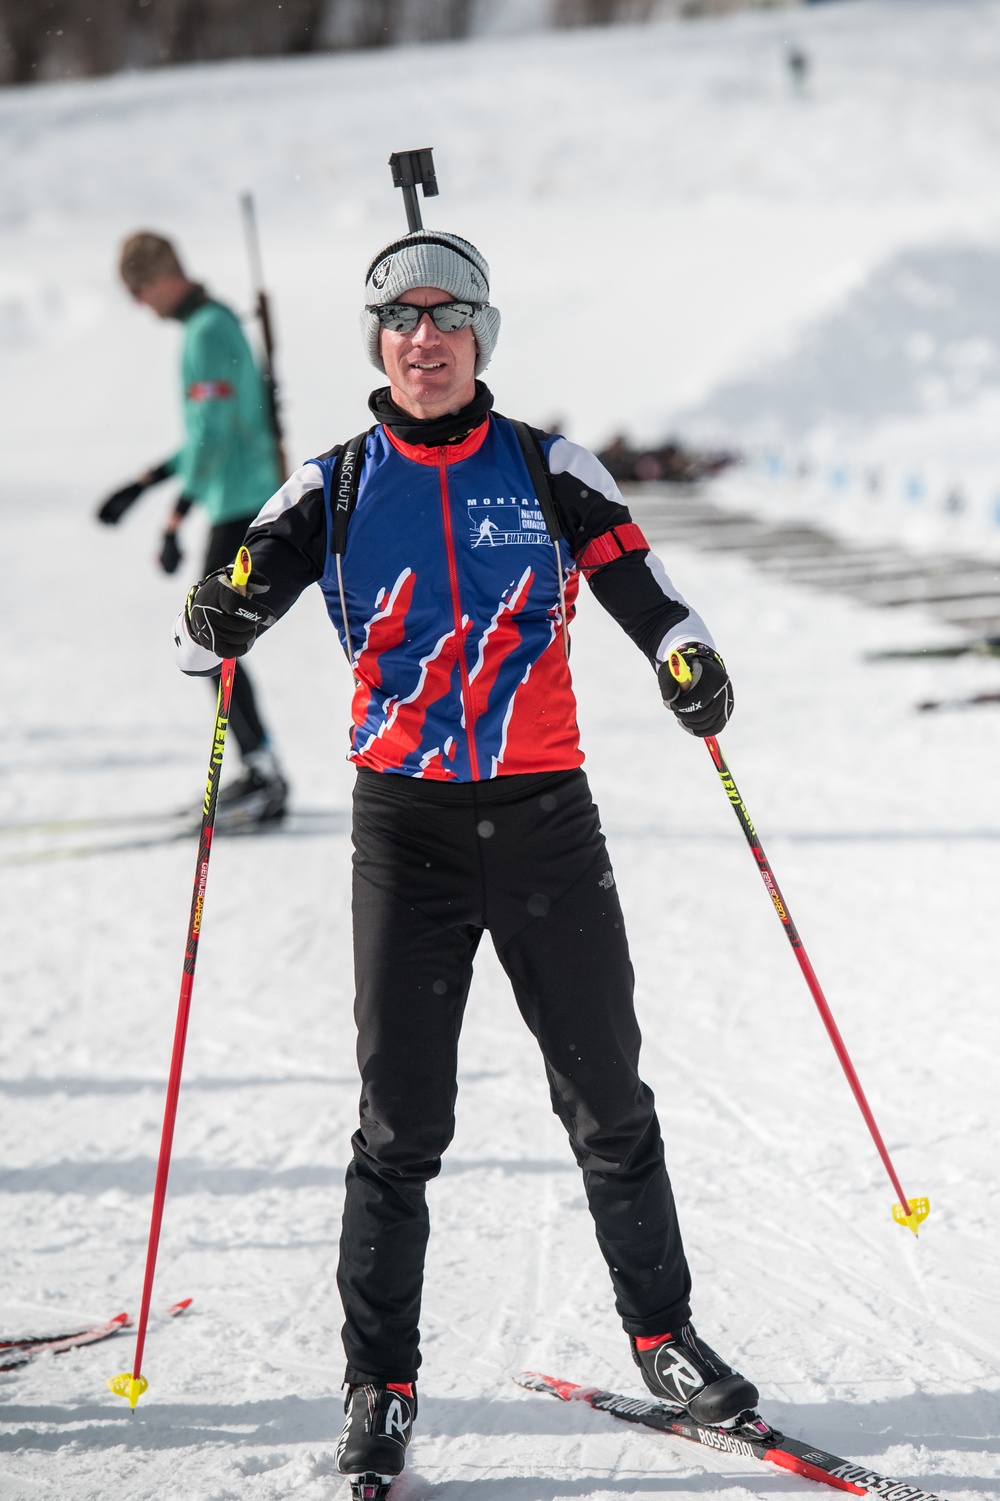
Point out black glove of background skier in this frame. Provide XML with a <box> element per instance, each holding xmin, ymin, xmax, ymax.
<box><xmin>658</xmin><ymin>643</ymin><xmax>734</xmax><ymax>737</ymax></box>
<box><xmin>184</xmin><ymin>565</ymin><xmax>276</xmax><ymax>658</ymax></box>
<box><xmin>96</xmin><ymin>480</ymin><xmax>145</xmax><ymax>525</ymax></box>
<box><xmin>159</xmin><ymin>531</ymin><xmax>183</xmax><ymax>574</ymax></box>
<box><xmin>160</xmin><ymin>493</ymin><xmax>195</xmax><ymax>570</ymax></box>
<box><xmin>95</xmin><ymin>461</ymin><xmax>173</xmax><ymax>525</ymax></box>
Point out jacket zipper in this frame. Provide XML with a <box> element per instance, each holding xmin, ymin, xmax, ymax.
<box><xmin>437</xmin><ymin>456</ymin><xmax>481</xmax><ymax>780</ymax></box>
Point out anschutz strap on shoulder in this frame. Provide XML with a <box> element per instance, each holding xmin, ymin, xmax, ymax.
<box><xmin>330</xmin><ymin>427</ymin><xmax>375</xmax><ymax>557</ymax></box>
<box><xmin>328</xmin><ymin>426</ymin><xmax>374</xmax><ymax>670</ymax></box>
<box><xmin>507</xmin><ymin>419</ymin><xmax>562</xmax><ymax>546</ymax></box>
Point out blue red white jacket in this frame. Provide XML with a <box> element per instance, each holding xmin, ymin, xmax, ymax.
<box><xmin>175</xmin><ymin>396</ymin><xmax>714</xmax><ymax>783</ymax></box>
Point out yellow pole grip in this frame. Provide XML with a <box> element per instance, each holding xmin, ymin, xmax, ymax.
<box><xmin>231</xmin><ymin>546</ymin><xmax>252</xmax><ymax>593</ymax></box>
<box><xmin>667</xmin><ymin>648</ymin><xmax>693</xmax><ymax>688</ymax></box>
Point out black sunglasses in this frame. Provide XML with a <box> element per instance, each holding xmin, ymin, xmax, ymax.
<box><xmin>367</xmin><ymin>301</ymin><xmax>482</xmax><ymax>333</ymax></box>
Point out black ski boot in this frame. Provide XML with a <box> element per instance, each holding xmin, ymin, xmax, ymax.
<box><xmin>336</xmin><ymin>1381</ymin><xmax>416</xmax><ymax>1498</ymax></box>
<box><xmin>215</xmin><ymin>746</ymin><xmax>288</xmax><ymax>832</ymax></box>
<box><xmin>631</xmin><ymin>1324</ymin><xmax>758</xmax><ymax>1426</ymax></box>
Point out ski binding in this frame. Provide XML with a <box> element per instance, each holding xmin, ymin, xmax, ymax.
<box><xmin>348</xmin><ymin>1474</ymin><xmax>393</xmax><ymax>1501</ymax></box>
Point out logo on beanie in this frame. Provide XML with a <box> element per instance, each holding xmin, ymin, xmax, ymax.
<box><xmin>370</xmin><ymin>255</ymin><xmax>394</xmax><ymax>290</ymax></box>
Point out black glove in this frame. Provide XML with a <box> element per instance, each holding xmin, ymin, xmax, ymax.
<box><xmin>159</xmin><ymin>531</ymin><xmax>183</xmax><ymax>574</ymax></box>
<box><xmin>96</xmin><ymin>462</ymin><xmax>174</xmax><ymax>526</ymax></box>
<box><xmin>96</xmin><ymin>480</ymin><xmax>145</xmax><ymax>525</ymax></box>
<box><xmin>658</xmin><ymin>643</ymin><xmax>734</xmax><ymax>737</ymax></box>
<box><xmin>184</xmin><ymin>566</ymin><xmax>276</xmax><ymax>658</ymax></box>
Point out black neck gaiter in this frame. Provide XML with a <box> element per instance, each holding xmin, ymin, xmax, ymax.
<box><xmin>368</xmin><ymin>380</ymin><xmax>494</xmax><ymax>448</ymax></box>
<box><xmin>170</xmin><ymin>283</ymin><xmax>208</xmax><ymax>322</ymax></box>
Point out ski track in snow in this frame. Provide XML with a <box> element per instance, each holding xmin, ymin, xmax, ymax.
<box><xmin>3</xmin><ymin>3</ymin><xmax>1000</xmax><ymax>1498</ymax></box>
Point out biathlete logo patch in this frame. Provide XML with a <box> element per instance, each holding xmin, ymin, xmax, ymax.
<box><xmin>468</xmin><ymin>496</ymin><xmax>549</xmax><ymax>547</ymax></box>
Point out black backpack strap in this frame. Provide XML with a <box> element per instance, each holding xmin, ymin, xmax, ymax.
<box><xmin>508</xmin><ymin>419</ymin><xmax>570</xmax><ymax>659</ymax></box>
<box><xmin>330</xmin><ymin>427</ymin><xmax>374</xmax><ymax>555</ymax></box>
<box><xmin>508</xmin><ymin>419</ymin><xmax>563</xmax><ymax>545</ymax></box>
<box><xmin>326</xmin><ymin>426</ymin><xmax>373</xmax><ymax>672</ymax></box>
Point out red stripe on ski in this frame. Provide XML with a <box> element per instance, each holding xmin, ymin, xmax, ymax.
<box><xmin>515</xmin><ymin>1372</ymin><xmax>949</xmax><ymax>1501</ymax></box>
<box><xmin>765</xmin><ymin>1445</ymin><xmax>866</xmax><ymax>1494</ymax></box>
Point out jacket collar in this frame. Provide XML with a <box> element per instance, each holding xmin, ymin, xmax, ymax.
<box><xmin>368</xmin><ymin>379</ymin><xmax>494</xmax><ymax>449</ymax></box>
<box><xmin>383</xmin><ymin>416</ymin><xmax>490</xmax><ymax>467</ymax></box>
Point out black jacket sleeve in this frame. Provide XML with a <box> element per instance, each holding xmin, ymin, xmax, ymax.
<box><xmin>544</xmin><ymin>438</ymin><xmax>706</xmax><ymax>667</ymax></box>
<box><xmin>240</xmin><ymin>455</ymin><xmax>337</xmax><ymax>620</ymax></box>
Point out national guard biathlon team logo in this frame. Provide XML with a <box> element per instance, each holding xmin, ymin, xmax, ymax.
<box><xmin>468</xmin><ymin>497</ymin><xmax>549</xmax><ymax>547</ymax></box>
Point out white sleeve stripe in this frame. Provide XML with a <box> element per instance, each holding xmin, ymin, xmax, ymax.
<box><xmin>643</xmin><ymin>552</ymin><xmax>715</xmax><ymax>659</ymax></box>
<box><xmin>247</xmin><ymin>461</ymin><xmax>325</xmax><ymax>530</ymax></box>
<box><xmin>546</xmin><ymin>435</ymin><xmax>624</xmax><ymax>505</ymax></box>
<box><xmin>656</xmin><ymin>621</ymin><xmax>715</xmax><ymax>664</ymax></box>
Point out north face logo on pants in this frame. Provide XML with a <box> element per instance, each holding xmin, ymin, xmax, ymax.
<box><xmin>654</xmin><ymin>1345</ymin><xmax>706</xmax><ymax>1397</ymax></box>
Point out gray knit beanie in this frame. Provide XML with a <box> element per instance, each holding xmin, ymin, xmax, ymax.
<box><xmin>362</xmin><ymin>230</ymin><xmax>501</xmax><ymax>375</ymax></box>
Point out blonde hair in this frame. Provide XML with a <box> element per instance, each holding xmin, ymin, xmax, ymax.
<box><xmin>119</xmin><ymin>232</ymin><xmax>185</xmax><ymax>292</ymax></box>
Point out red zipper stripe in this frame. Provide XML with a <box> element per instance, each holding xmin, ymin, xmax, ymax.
<box><xmin>437</xmin><ymin>458</ymin><xmax>480</xmax><ymax>780</ymax></box>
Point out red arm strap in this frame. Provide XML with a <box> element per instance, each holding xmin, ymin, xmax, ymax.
<box><xmin>577</xmin><ymin>522</ymin><xmax>649</xmax><ymax>577</ymax></box>
<box><xmin>187</xmin><ymin>380</ymin><xmax>235</xmax><ymax>401</ymax></box>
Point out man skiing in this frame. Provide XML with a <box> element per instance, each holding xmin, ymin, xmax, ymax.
<box><xmin>98</xmin><ymin>231</ymin><xmax>289</xmax><ymax>828</ymax></box>
<box><xmin>173</xmin><ymin>228</ymin><xmax>758</xmax><ymax>1493</ymax></box>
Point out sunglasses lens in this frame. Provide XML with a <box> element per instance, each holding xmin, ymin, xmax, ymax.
<box><xmin>373</xmin><ymin>302</ymin><xmax>480</xmax><ymax>333</ymax></box>
<box><xmin>378</xmin><ymin>305</ymin><xmax>421</xmax><ymax>332</ymax></box>
<box><xmin>430</xmin><ymin>303</ymin><xmax>476</xmax><ymax>331</ymax></box>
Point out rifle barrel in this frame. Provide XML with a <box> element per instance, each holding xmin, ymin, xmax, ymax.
<box><xmin>239</xmin><ymin>192</ymin><xmax>288</xmax><ymax>479</ymax></box>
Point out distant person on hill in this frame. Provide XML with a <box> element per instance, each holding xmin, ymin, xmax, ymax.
<box><xmin>787</xmin><ymin>45</ymin><xmax>810</xmax><ymax>94</ymax></box>
<box><xmin>172</xmin><ymin>225</ymin><xmax>752</xmax><ymax>1494</ymax></box>
<box><xmin>96</xmin><ymin>231</ymin><xmax>288</xmax><ymax>828</ymax></box>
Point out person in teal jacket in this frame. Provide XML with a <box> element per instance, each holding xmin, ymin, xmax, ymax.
<box><xmin>97</xmin><ymin>230</ymin><xmax>288</xmax><ymax>827</ymax></box>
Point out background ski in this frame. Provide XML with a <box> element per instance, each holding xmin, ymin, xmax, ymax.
<box><xmin>865</xmin><ymin>636</ymin><xmax>1000</xmax><ymax>661</ymax></box>
<box><xmin>0</xmin><ymin>1312</ymin><xmax>132</xmax><ymax>1371</ymax></box>
<box><xmin>1</xmin><ymin>1299</ymin><xmax>190</xmax><ymax>1373</ymax></box>
<box><xmin>0</xmin><ymin>807</ymin><xmax>344</xmax><ymax>839</ymax></box>
<box><xmin>0</xmin><ymin>809</ymin><xmax>347</xmax><ymax>865</ymax></box>
<box><xmin>514</xmin><ymin>1372</ymin><xmax>952</xmax><ymax>1501</ymax></box>
<box><xmin>0</xmin><ymin>1315</ymin><xmax>128</xmax><ymax>1352</ymax></box>
<box><xmin>0</xmin><ymin>825</ymin><xmax>200</xmax><ymax>866</ymax></box>
<box><xmin>0</xmin><ymin>809</ymin><xmax>196</xmax><ymax>839</ymax></box>
<box><xmin>917</xmin><ymin>690</ymin><xmax>1000</xmax><ymax>712</ymax></box>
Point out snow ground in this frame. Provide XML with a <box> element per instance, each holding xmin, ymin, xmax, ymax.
<box><xmin>2</xmin><ymin>4</ymin><xmax>1000</xmax><ymax>1499</ymax></box>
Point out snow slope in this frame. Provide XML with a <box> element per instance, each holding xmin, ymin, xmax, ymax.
<box><xmin>2</xmin><ymin>4</ymin><xmax>1000</xmax><ymax>1499</ymax></box>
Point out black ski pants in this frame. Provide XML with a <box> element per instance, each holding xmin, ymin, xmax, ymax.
<box><xmin>338</xmin><ymin>766</ymin><xmax>692</xmax><ymax>1386</ymax></box>
<box><xmin>203</xmin><ymin>518</ymin><xmax>267</xmax><ymax>758</ymax></box>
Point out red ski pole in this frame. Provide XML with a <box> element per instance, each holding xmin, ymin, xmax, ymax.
<box><xmin>667</xmin><ymin>651</ymin><xmax>929</xmax><ymax>1236</ymax></box>
<box><xmin>109</xmin><ymin>548</ymin><xmax>252</xmax><ymax>1410</ymax></box>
